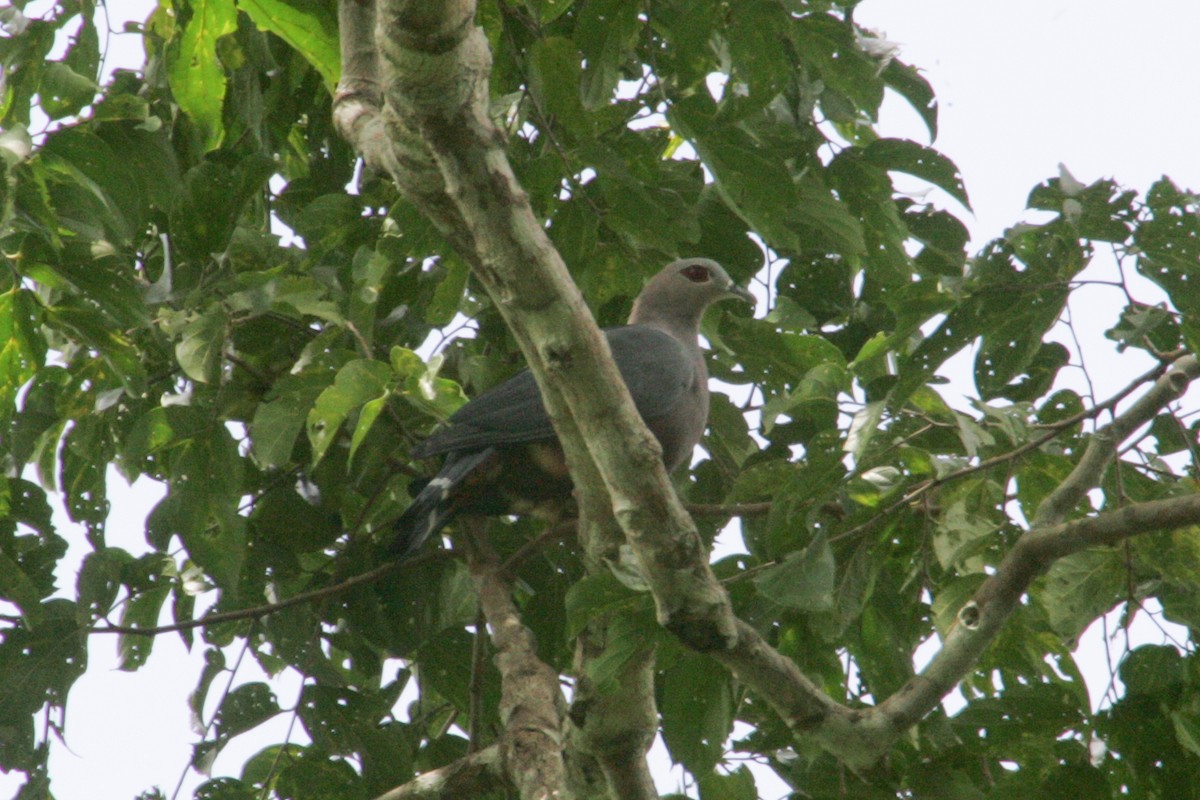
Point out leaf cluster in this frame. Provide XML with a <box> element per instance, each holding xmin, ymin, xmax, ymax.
<box><xmin>0</xmin><ymin>1</ymin><xmax>1198</xmax><ymax>798</ymax></box>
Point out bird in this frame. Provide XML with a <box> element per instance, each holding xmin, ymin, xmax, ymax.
<box><xmin>391</xmin><ymin>258</ymin><xmax>754</xmax><ymax>559</ymax></box>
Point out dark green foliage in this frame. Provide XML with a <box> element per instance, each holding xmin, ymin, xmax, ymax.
<box><xmin>0</xmin><ymin>1</ymin><xmax>1197</xmax><ymax>798</ymax></box>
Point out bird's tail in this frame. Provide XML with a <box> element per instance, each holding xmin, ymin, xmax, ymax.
<box><xmin>390</xmin><ymin>448</ymin><xmax>495</xmax><ymax>559</ymax></box>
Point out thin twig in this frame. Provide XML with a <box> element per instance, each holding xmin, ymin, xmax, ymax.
<box><xmin>90</xmin><ymin>551</ymin><xmax>449</xmax><ymax>637</ymax></box>
<box><xmin>831</xmin><ymin>356</ymin><xmax>1177</xmax><ymax>544</ymax></box>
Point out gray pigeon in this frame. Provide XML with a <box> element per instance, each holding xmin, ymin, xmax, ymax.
<box><xmin>391</xmin><ymin>258</ymin><xmax>753</xmax><ymax>558</ymax></box>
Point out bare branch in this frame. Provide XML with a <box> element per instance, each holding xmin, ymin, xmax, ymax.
<box><xmin>835</xmin><ymin>355</ymin><xmax>1178</xmax><ymax>545</ymax></box>
<box><xmin>91</xmin><ymin>558</ymin><xmax>406</xmax><ymax>636</ymax></box>
<box><xmin>91</xmin><ymin>549</ymin><xmax>452</xmax><ymax>638</ymax></box>
<box><xmin>373</xmin><ymin>744</ymin><xmax>505</xmax><ymax>800</ymax></box>
<box><xmin>463</xmin><ymin>520</ymin><xmax>573</xmax><ymax>800</ymax></box>
<box><xmin>877</xmin><ymin>491</ymin><xmax>1200</xmax><ymax>734</ymax></box>
<box><xmin>568</xmin><ymin>618</ymin><xmax>658</xmax><ymax>800</ymax></box>
<box><xmin>685</xmin><ymin>501</ymin><xmax>773</xmax><ymax>518</ymax></box>
<box><xmin>1034</xmin><ymin>354</ymin><xmax>1200</xmax><ymax>526</ymax></box>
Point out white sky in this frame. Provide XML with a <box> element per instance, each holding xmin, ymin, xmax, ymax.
<box><xmin>14</xmin><ymin>1</ymin><xmax>1200</xmax><ymax>798</ymax></box>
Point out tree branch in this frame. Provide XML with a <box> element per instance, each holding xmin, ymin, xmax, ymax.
<box><xmin>463</xmin><ymin>521</ymin><xmax>573</xmax><ymax>800</ymax></box>
<box><xmin>1033</xmin><ymin>355</ymin><xmax>1199</xmax><ymax>527</ymax></box>
<box><xmin>834</xmin><ymin>355</ymin><xmax>1177</xmax><ymax>545</ymax></box>
<box><xmin>337</xmin><ymin>0</ymin><xmax>738</xmax><ymax>654</ymax></box>
<box><xmin>90</xmin><ymin>558</ymin><xmax>407</xmax><ymax>636</ymax></box>
<box><xmin>866</xmin><ymin>355</ymin><xmax>1200</xmax><ymax>755</ymax></box>
<box><xmin>569</xmin><ymin>505</ymin><xmax>659</xmax><ymax>799</ymax></box>
<box><xmin>373</xmin><ymin>743</ymin><xmax>505</xmax><ymax>800</ymax></box>
<box><xmin>876</xmin><ymin>491</ymin><xmax>1200</xmax><ymax>736</ymax></box>
<box><xmin>568</xmin><ymin>627</ymin><xmax>658</xmax><ymax>800</ymax></box>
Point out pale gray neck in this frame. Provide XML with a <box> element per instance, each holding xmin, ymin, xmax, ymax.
<box><xmin>628</xmin><ymin>300</ymin><xmax>706</xmax><ymax>348</ymax></box>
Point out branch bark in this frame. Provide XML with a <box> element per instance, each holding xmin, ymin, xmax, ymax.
<box><xmin>568</xmin><ymin>629</ymin><xmax>658</xmax><ymax>800</ymax></box>
<box><xmin>373</xmin><ymin>744</ymin><xmax>504</xmax><ymax>800</ymax></box>
<box><xmin>461</xmin><ymin>522</ymin><xmax>573</xmax><ymax>800</ymax></box>
<box><xmin>1033</xmin><ymin>355</ymin><xmax>1199</xmax><ymax>527</ymax></box>
<box><xmin>569</xmin><ymin>510</ymin><xmax>659</xmax><ymax>800</ymax></box>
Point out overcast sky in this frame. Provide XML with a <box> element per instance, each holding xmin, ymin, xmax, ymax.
<box><xmin>17</xmin><ymin>2</ymin><xmax>1200</xmax><ymax>798</ymax></box>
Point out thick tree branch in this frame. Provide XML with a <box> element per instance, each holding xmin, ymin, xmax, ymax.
<box><xmin>464</xmin><ymin>522</ymin><xmax>573</xmax><ymax>800</ymax></box>
<box><xmin>336</xmin><ymin>0</ymin><xmax>738</xmax><ymax>653</ymax></box>
<box><xmin>569</xmin><ymin>508</ymin><xmax>659</xmax><ymax>800</ymax></box>
<box><xmin>875</xmin><ymin>491</ymin><xmax>1200</xmax><ymax>737</ymax></box>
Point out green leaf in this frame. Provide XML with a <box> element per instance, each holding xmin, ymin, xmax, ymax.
<box><xmin>39</xmin><ymin>62</ymin><xmax>99</xmax><ymax>120</ymax></box>
<box><xmin>1119</xmin><ymin>645</ymin><xmax>1183</xmax><ymax>698</ymax></box>
<box><xmin>348</xmin><ymin>395</ymin><xmax>387</xmax><ymax>467</ymax></box>
<box><xmin>574</xmin><ymin>0</ymin><xmax>640</xmax><ymax>110</ymax></box>
<box><xmin>306</xmin><ymin>359</ymin><xmax>392</xmax><ymax>464</ymax></box>
<box><xmin>565</xmin><ymin>571</ymin><xmax>642</xmax><ymax>638</ymax></box>
<box><xmin>698</xmin><ymin>765</ymin><xmax>757</xmax><ymax>800</ymax></box>
<box><xmin>866</xmin><ymin>138</ymin><xmax>971</xmax><ymax>210</ymax></box>
<box><xmin>250</xmin><ymin>487</ymin><xmax>341</xmax><ymax>554</ymax></box>
<box><xmin>239</xmin><ymin>0</ymin><xmax>340</xmax><ymax>92</ymax></box>
<box><xmin>391</xmin><ymin>348</ymin><xmax>467</xmax><ymax>420</ymax></box>
<box><xmin>753</xmin><ymin>533</ymin><xmax>835</xmax><ymax>612</ymax></box>
<box><xmin>168</xmin><ymin>0</ymin><xmax>237</xmax><ymax>150</ymax></box>
<box><xmin>931</xmin><ymin>495</ymin><xmax>997</xmax><ymax>572</ymax></box>
<box><xmin>1136</xmin><ymin>179</ymin><xmax>1200</xmax><ymax>318</ymax></box>
<box><xmin>24</xmin><ymin>256</ymin><xmax>148</xmax><ymax>329</ymax></box>
<box><xmin>794</xmin><ymin>13</ymin><xmax>884</xmax><ymax>119</ymax></box>
<box><xmin>45</xmin><ymin>302</ymin><xmax>146</xmax><ymax>394</ymax></box>
<box><xmin>661</xmin><ymin>652</ymin><xmax>733</xmax><ymax>774</ymax></box>
<box><xmin>424</xmin><ymin>256</ymin><xmax>470</xmax><ymax>327</ymax></box>
<box><xmin>118</xmin><ymin>586</ymin><xmax>169</xmax><ymax>670</ymax></box>
<box><xmin>0</xmin><ymin>289</ymin><xmax>44</xmax><ymax>425</ymax></box>
<box><xmin>250</xmin><ymin>371</ymin><xmax>332</xmax><ymax>468</ymax></box>
<box><xmin>37</xmin><ymin>127</ymin><xmax>140</xmax><ymax>242</ymax></box>
<box><xmin>0</xmin><ymin>599</ymin><xmax>87</xmax><ymax>756</ymax></box>
<box><xmin>176</xmin><ymin>309</ymin><xmax>227</xmax><ymax>383</ymax></box>
<box><xmin>213</xmin><ymin>682</ymin><xmax>280</xmax><ymax>744</ymax></box>
<box><xmin>60</xmin><ymin>415</ymin><xmax>111</xmax><ymax>538</ymax></box>
<box><xmin>670</xmin><ymin>100</ymin><xmax>801</xmax><ymax>254</ymax></box>
<box><xmin>190</xmin><ymin>648</ymin><xmax>228</xmax><ymax>731</ymax></box>
<box><xmin>1038</xmin><ymin>549</ymin><xmax>1125</xmax><ymax>647</ymax></box>
<box><xmin>272</xmin><ymin>276</ymin><xmax>344</xmax><ymax>324</ymax></box>
<box><xmin>528</xmin><ymin>37</ymin><xmax>588</xmax><ymax>137</ymax></box>
<box><xmin>275</xmin><ymin>752</ymin><xmax>364</xmax><ymax>800</ymax></box>
<box><xmin>170</xmin><ymin>155</ymin><xmax>276</xmax><ymax>258</ymax></box>
<box><xmin>0</xmin><ymin>553</ymin><xmax>45</xmax><ymax>627</ymax></box>
<box><xmin>725</xmin><ymin>0</ymin><xmax>791</xmax><ymax>105</ymax></box>
<box><xmin>581</xmin><ymin>612</ymin><xmax>661</xmax><ymax>691</ymax></box>
<box><xmin>882</xmin><ymin>60</ymin><xmax>938</xmax><ymax>139</ymax></box>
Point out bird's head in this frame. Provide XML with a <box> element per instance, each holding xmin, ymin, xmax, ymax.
<box><xmin>629</xmin><ymin>258</ymin><xmax>755</xmax><ymax>329</ymax></box>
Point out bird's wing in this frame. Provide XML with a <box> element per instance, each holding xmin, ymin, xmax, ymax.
<box><xmin>411</xmin><ymin>325</ymin><xmax>696</xmax><ymax>458</ymax></box>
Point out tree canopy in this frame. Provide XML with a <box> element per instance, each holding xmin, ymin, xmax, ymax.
<box><xmin>2</xmin><ymin>1</ymin><xmax>1200</xmax><ymax>798</ymax></box>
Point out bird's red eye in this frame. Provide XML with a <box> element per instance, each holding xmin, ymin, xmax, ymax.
<box><xmin>680</xmin><ymin>264</ymin><xmax>711</xmax><ymax>283</ymax></box>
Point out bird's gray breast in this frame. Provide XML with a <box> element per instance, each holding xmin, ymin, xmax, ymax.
<box><xmin>639</xmin><ymin>348</ymin><xmax>709</xmax><ymax>472</ymax></box>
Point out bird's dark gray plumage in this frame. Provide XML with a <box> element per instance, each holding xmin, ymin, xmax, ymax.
<box><xmin>391</xmin><ymin>258</ymin><xmax>753</xmax><ymax>558</ymax></box>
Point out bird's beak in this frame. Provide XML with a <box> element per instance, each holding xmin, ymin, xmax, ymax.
<box><xmin>728</xmin><ymin>282</ymin><xmax>755</xmax><ymax>305</ymax></box>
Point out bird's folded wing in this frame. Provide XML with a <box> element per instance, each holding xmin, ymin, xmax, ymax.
<box><xmin>411</xmin><ymin>325</ymin><xmax>695</xmax><ymax>458</ymax></box>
